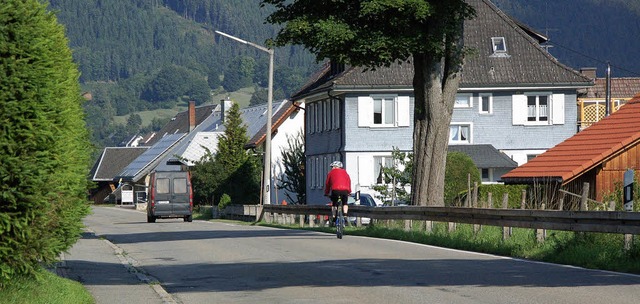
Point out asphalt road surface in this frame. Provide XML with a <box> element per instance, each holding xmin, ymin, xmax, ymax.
<box><xmin>70</xmin><ymin>206</ymin><xmax>640</xmax><ymax>303</ymax></box>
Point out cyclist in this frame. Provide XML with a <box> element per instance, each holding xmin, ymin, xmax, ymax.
<box><xmin>324</xmin><ymin>161</ymin><xmax>351</xmax><ymax>224</ymax></box>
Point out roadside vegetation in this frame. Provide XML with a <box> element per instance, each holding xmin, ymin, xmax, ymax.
<box><xmin>1</xmin><ymin>268</ymin><xmax>93</xmax><ymax>304</ymax></box>
<box><xmin>261</xmin><ymin>221</ymin><xmax>640</xmax><ymax>275</ymax></box>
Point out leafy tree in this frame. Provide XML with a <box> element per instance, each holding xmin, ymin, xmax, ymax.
<box><xmin>262</xmin><ymin>0</ymin><xmax>476</xmax><ymax>206</ymax></box>
<box><xmin>187</xmin><ymin>76</ymin><xmax>212</xmax><ymax>106</ymax></box>
<box><xmin>191</xmin><ymin>147</ymin><xmax>225</xmax><ymax>205</ymax></box>
<box><xmin>444</xmin><ymin>152</ymin><xmax>481</xmax><ymax>206</ymax></box>
<box><xmin>222</xmin><ymin>56</ymin><xmax>256</xmax><ymax>92</ymax></box>
<box><xmin>141</xmin><ymin>65</ymin><xmax>192</xmax><ymax>103</ymax></box>
<box><xmin>0</xmin><ymin>0</ymin><xmax>91</xmax><ymax>283</ymax></box>
<box><xmin>277</xmin><ymin>130</ymin><xmax>306</xmax><ymax>204</ymax></box>
<box><xmin>372</xmin><ymin>147</ymin><xmax>413</xmax><ymax>205</ymax></box>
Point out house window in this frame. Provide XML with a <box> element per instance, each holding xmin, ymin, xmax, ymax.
<box><xmin>455</xmin><ymin>93</ymin><xmax>472</xmax><ymax>108</ymax></box>
<box><xmin>479</xmin><ymin>94</ymin><xmax>492</xmax><ymax>114</ymax></box>
<box><xmin>527</xmin><ymin>95</ymin><xmax>549</xmax><ymax>122</ymax></box>
<box><xmin>374</xmin><ymin>156</ymin><xmax>394</xmax><ymax>184</ymax></box>
<box><xmin>373</xmin><ymin>97</ymin><xmax>395</xmax><ymax>125</ymax></box>
<box><xmin>449</xmin><ymin>124</ymin><xmax>471</xmax><ymax>144</ymax></box>
<box><xmin>492</xmin><ymin>37</ymin><xmax>507</xmax><ymax>53</ymax></box>
<box><xmin>481</xmin><ymin>168</ymin><xmax>492</xmax><ymax>182</ymax></box>
<box><xmin>324</xmin><ymin>100</ymin><xmax>331</xmax><ymax>131</ymax></box>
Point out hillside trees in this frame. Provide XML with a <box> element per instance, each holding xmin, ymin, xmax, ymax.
<box><xmin>262</xmin><ymin>0</ymin><xmax>475</xmax><ymax>206</ymax></box>
<box><xmin>0</xmin><ymin>0</ymin><xmax>91</xmax><ymax>283</ymax></box>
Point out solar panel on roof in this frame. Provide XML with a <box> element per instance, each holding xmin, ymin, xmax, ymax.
<box><xmin>117</xmin><ymin>133</ymin><xmax>185</xmax><ymax>178</ymax></box>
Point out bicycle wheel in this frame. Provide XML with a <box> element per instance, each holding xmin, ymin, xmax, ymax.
<box><xmin>336</xmin><ymin>203</ymin><xmax>344</xmax><ymax>239</ymax></box>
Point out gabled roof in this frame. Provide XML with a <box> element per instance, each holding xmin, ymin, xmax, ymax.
<box><xmin>115</xmin><ymin>133</ymin><xmax>185</xmax><ymax>182</ymax></box>
<box><xmin>89</xmin><ymin>147</ymin><xmax>148</xmax><ymax>181</ymax></box>
<box><xmin>502</xmin><ymin>95</ymin><xmax>640</xmax><ymax>184</ymax></box>
<box><xmin>246</xmin><ymin>100</ymin><xmax>303</xmax><ymax>149</ymax></box>
<box><xmin>448</xmin><ymin>144</ymin><xmax>518</xmax><ymax>169</ymax></box>
<box><xmin>143</xmin><ymin>104</ymin><xmax>218</xmax><ymax>146</ymax></box>
<box><xmin>292</xmin><ymin>0</ymin><xmax>591</xmax><ymax>100</ymax></box>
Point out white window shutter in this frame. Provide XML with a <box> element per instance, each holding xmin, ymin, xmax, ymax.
<box><xmin>358</xmin><ymin>155</ymin><xmax>374</xmax><ymax>186</ymax></box>
<box><xmin>512</xmin><ymin>94</ymin><xmax>527</xmax><ymax>125</ymax></box>
<box><xmin>397</xmin><ymin>96</ymin><xmax>410</xmax><ymax>127</ymax></box>
<box><xmin>552</xmin><ymin>94</ymin><xmax>565</xmax><ymax>125</ymax></box>
<box><xmin>358</xmin><ymin>96</ymin><xmax>373</xmax><ymax>127</ymax></box>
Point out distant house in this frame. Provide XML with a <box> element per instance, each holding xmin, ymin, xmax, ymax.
<box><xmin>289</xmin><ymin>0</ymin><xmax>592</xmax><ymax>205</ymax></box>
<box><xmin>502</xmin><ymin>94</ymin><xmax>640</xmax><ymax>208</ymax></box>
<box><xmin>577</xmin><ymin>67</ymin><xmax>640</xmax><ymax>130</ymax></box>
<box><xmin>107</xmin><ymin>99</ymin><xmax>304</xmax><ymax>207</ymax></box>
<box><xmin>448</xmin><ymin>145</ymin><xmax>518</xmax><ymax>184</ymax></box>
<box><xmin>88</xmin><ymin>147</ymin><xmax>148</xmax><ymax>204</ymax></box>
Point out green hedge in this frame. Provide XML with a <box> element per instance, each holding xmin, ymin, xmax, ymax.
<box><xmin>0</xmin><ymin>0</ymin><xmax>91</xmax><ymax>284</ymax></box>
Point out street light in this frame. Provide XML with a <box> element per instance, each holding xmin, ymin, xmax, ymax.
<box><xmin>215</xmin><ymin>30</ymin><xmax>273</xmax><ymax>205</ymax></box>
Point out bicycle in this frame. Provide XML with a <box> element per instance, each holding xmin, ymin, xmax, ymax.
<box><xmin>335</xmin><ymin>196</ymin><xmax>345</xmax><ymax>239</ymax></box>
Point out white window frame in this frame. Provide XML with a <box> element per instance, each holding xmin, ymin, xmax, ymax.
<box><xmin>455</xmin><ymin>93</ymin><xmax>473</xmax><ymax>108</ymax></box>
<box><xmin>373</xmin><ymin>156</ymin><xmax>394</xmax><ymax>184</ymax></box>
<box><xmin>479</xmin><ymin>93</ymin><xmax>493</xmax><ymax>114</ymax></box>
<box><xmin>449</xmin><ymin>123</ymin><xmax>472</xmax><ymax>144</ymax></box>
<box><xmin>358</xmin><ymin>95</ymin><xmax>410</xmax><ymax>128</ymax></box>
<box><xmin>373</xmin><ymin>96</ymin><xmax>395</xmax><ymax>126</ymax></box>
<box><xmin>512</xmin><ymin>93</ymin><xmax>564</xmax><ymax>126</ymax></box>
<box><xmin>492</xmin><ymin>37</ymin><xmax>507</xmax><ymax>53</ymax></box>
<box><xmin>527</xmin><ymin>94</ymin><xmax>550</xmax><ymax>124</ymax></box>
<box><xmin>481</xmin><ymin>168</ymin><xmax>493</xmax><ymax>182</ymax></box>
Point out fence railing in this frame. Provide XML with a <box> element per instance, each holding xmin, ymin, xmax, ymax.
<box><xmin>255</xmin><ymin>205</ymin><xmax>640</xmax><ymax>235</ymax></box>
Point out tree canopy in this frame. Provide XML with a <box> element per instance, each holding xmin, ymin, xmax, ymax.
<box><xmin>261</xmin><ymin>0</ymin><xmax>476</xmax><ymax>206</ymax></box>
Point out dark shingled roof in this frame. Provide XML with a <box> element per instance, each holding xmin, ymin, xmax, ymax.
<box><xmin>143</xmin><ymin>104</ymin><xmax>217</xmax><ymax>146</ymax></box>
<box><xmin>89</xmin><ymin>147</ymin><xmax>149</xmax><ymax>181</ymax></box>
<box><xmin>292</xmin><ymin>0</ymin><xmax>591</xmax><ymax>99</ymax></box>
<box><xmin>448</xmin><ymin>144</ymin><xmax>518</xmax><ymax>169</ymax></box>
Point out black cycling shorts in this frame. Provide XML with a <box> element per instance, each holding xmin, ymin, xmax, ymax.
<box><xmin>330</xmin><ymin>190</ymin><xmax>350</xmax><ymax>207</ymax></box>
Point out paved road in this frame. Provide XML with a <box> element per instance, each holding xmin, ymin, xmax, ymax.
<box><xmin>62</xmin><ymin>206</ymin><xmax>640</xmax><ymax>304</ymax></box>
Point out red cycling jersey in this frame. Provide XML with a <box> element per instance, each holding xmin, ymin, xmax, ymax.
<box><xmin>324</xmin><ymin>168</ymin><xmax>352</xmax><ymax>196</ymax></box>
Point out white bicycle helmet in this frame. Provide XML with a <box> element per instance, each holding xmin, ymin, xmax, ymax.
<box><xmin>330</xmin><ymin>160</ymin><xmax>343</xmax><ymax>168</ymax></box>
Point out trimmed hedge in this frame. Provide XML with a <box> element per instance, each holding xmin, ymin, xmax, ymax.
<box><xmin>0</xmin><ymin>0</ymin><xmax>91</xmax><ymax>284</ymax></box>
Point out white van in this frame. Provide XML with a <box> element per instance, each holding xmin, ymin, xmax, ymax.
<box><xmin>147</xmin><ymin>171</ymin><xmax>193</xmax><ymax>223</ymax></box>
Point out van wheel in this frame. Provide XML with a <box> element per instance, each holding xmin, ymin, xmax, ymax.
<box><xmin>147</xmin><ymin>215</ymin><xmax>156</xmax><ymax>223</ymax></box>
<box><xmin>184</xmin><ymin>215</ymin><xmax>192</xmax><ymax>222</ymax></box>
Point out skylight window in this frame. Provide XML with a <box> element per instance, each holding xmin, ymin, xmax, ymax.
<box><xmin>492</xmin><ymin>37</ymin><xmax>506</xmax><ymax>53</ymax></box>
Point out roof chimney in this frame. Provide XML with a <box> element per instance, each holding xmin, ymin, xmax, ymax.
<box><xmin>220</xmin><ymin>97</ymin><xmax>232</xmax><ymax>124</ymax></box>
<box><xmin>188</xmin><ymin>101</ymin><xmax>196</xmax><ymax>132</ymax></box>
<box><xmin>580</xmin><ymin>67</ymin><xmax>597</xmax><ymax>80</ymax></box>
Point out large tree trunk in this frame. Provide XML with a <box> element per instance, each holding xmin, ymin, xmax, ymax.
<box><xmin>411</xmin><ymin>52</ymin><xmax>462</xmax><ymax>206</ymax></box>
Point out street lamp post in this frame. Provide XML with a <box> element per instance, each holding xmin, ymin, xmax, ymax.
<box><xmin>215</xmin><ymin>30</ymin><xmax>273</xmax><ymax>205</ymax></box>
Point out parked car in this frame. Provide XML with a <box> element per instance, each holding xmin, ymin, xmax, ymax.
<box><xmin>347</xmin><ymin>193</ymin><xmax>377</xmax><ymax>225</ymax></box>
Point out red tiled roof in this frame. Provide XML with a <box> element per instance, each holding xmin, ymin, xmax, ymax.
<box><xmin>502</xmin><ymin>94</ymin><xmax>640</xmax><ymax>184</ymax></box>
<box><xmin>582</xmin><ymin>78</ymin><xmax>640</xmax><ymax>99</ymax></box>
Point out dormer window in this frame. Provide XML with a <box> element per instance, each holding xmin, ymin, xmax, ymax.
<box><xmin>491</xmin><ymin>37</ymin><xmax>509</xmax><ymax>57</ymax></box>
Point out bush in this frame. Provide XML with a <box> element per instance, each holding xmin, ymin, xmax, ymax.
<box><xmin>0</xmin><ymin>1</ymin><xmax>91</xmax><ymax>284</ymax></box>
<box><xmin>218</xmin><ymin>194</ymin><xmax>231</xmax><ymax>211</ymax></box>
<box><xmin>444</xmin><ymin>152</ymin><xmax>481</xmax><ymax>205</ymax></box>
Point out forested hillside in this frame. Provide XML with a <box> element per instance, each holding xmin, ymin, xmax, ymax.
<box><xmin>47</xmin><ymin>0</ymin><xmax>318</xmax><ymax>149</ymax></box>
<box><xmin>493</xmin><ymin>0</ymin><xmax>640</xmax><ymax>77</ymax></box>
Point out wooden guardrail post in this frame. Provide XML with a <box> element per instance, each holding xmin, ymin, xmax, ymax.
<box><xmin>536</xmin><ymin>203</ymin><xmax>546</xmax><ymax>242</ymax></box>
<box><xmin>502</xmin><ymin>193</ymin><xmax>511</xmax><ymax>241</ymax></box>
<box><xmin>558</xmin><ymin>191</ymin><xmax>565</xmax><ymax>211</ymax></box>
<box><xmin>487</xmin><ymin>192</ymin><xmax>493</xmax><ymax>209</ymax></box>
<box><xmin>520</xmin><ymin>189</ymin><xmax>526</xmax><ymax>210</ymax></box>
<box><xmin>473</xmin><ymin>182</ymin><xmax>480</xmax><ymax>235</ymax></box>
